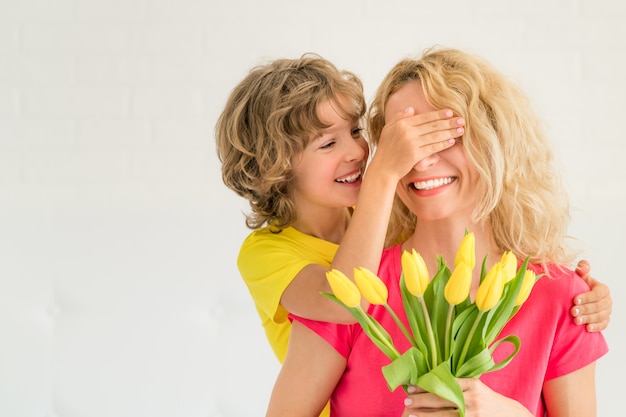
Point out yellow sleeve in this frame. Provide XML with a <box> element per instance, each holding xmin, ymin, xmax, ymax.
<box><xmin>237</xmin><ymin>228</ymin><xmax>334</xmax><ymax>416</ymax></box>
<box><xmin>237</xmin><ymin>230</ymin><xmax>311</xmax><ymax>324</ymax></box>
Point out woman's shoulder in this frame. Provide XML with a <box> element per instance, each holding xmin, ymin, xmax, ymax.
<box><xmin>526</xmin><ymin>263</ymin><xmax>590</xmax><ymax>304</ymax></box>
<box><xmin>381</xmin><ymin>243</ymin><xmax>403</xmax><ymax>260</ymax></box>
<box><xmin>378</xmin><ymin>244</ymin><xmax>403</xmax><ymax>282</ymax></box>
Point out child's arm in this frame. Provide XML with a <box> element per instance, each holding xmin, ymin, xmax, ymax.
<box><xmin>281</xmin><ymin>108</ymin><xmax>465</xmax><ymax>323</ymax></box>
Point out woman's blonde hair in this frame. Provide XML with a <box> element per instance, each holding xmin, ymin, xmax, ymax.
<box><xmin>368</xmin><ymin>47</ymin><xmax>573</xmax><ymax>265</ymax></box>
<box><xmin>216</xmin><ymin>54</ymin><xmax>366</xmax><ymax>230</ymax></box>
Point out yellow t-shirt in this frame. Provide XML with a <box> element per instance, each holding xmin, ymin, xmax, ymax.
<box><xmin>238</xmin><ymin>226</ymin><xmax>337</xmax><ymax>417</ymax></box>
<box><xmin>237</xmin><ymin>225</ymin><xmax>339</xmax><ymax>362</ymax></box>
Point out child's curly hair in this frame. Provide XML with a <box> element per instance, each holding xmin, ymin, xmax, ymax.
<box><xmin>216</xmin><ymin>54</ymin><xmax>366</xmax><ymax>230</ymax></box>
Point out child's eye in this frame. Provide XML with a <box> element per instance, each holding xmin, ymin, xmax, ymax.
<box><xmin>351</xmin><ymin>127</ymin><xmax>364</xmax><ymax>138</ymax></box>
<box><xmin>319</xmin><ymin>140</ymin><xmax>336</xmax><ymax>150</ymax></box>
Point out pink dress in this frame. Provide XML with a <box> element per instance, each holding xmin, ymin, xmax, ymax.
<box><xmin>293</xmin><ymin>244</ymin><xmax>608</xmax><ymax>416</ymax></box>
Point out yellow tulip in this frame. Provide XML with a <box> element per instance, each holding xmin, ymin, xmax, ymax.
<box><xmin>326</xmin><ymin>269</ymin><xmax>361</xmax><ymax>308</ymax></box>
<box><xmin>354</xmin><ymin>267</ymin><xmax>388</xmax><ymax>305</ymax></box>
<box><xmin>475</xmin><ymin>263</ymin><xmax>504</xmax><ymax>311</ymax></box>
<box><xmin>445</xmin><ymin>262</ymin><xmax>472</xmax><ymax>305</ymax></box>
<box><xmin>454</xmin><ymin>232</ymin><xmax>475</xmax><ymax>269</ymax></box>
<box><xmin>514</xmin><ymin>269</ymin><xmax>536</xmax><ymax>306</ymax></box>
<box><xmin>401</xmin><ymin>249</ymin><xmax>430</xmax><ymax>296</ymax></box>
<box><xmin>500</xmin><ymin>251</ymin><xmax>518</xmax><ymax>283</ymax></box>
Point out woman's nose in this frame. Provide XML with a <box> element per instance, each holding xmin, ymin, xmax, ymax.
<box><xmin>413</xmin><ymin>153</ymin><xmax>440</xmax><ymax>171</ymax></box>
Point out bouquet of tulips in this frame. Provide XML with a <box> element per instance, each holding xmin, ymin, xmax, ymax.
<box><xmin>323</xmin><ymin>232</ymin><xmax>538</xmax><ymax>417</ymax></box>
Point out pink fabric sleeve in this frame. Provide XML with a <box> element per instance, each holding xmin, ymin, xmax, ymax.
<box><xmin>541</xmin><ymin>266</ymin><xmax>609</xmax><ymax>381</ymax></box>
<box><xmin>526</xmin><ymin>265</ymin><xmax>608</xmax><ymax>381</ymax></box>
<box><xmin>289</xmin><ymin>314</ymin><xmax>354</xmax><ymax>359</ymax></box>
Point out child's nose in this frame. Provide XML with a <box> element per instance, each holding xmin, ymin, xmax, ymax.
<box><xmin>345</xmin><ymin>138</ymin><xmax>367</xmax><ymax>161</ymax></box>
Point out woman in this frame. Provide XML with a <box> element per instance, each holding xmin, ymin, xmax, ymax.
<box><xmin>267</xmin><ymin>48</ymin><xmax>608</xmax><ymax>417</ymax></box>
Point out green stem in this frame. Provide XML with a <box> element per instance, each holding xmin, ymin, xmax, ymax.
<box><xmin>457</xmin><ymin>310</ymin><xmax>484</xmax><ymax>368</ymax></box>
<box><xmin>444</xmin><ymin>304</ymin><xmax>454</xmax><ymax>360</ymax></box>
<box><xmin>418</xmin><ymin>296</ymin><xmax>438</xmax><ymax>368</ymax></box>
<box><xmin>363</xmin><ymin>313</ymin><xmax>401</xmax><ymax>360</ymax></box>
<box><xmin>384</xmin><ymin>303</ymin><xmax>416</xmax><ymax>346</ymax></box>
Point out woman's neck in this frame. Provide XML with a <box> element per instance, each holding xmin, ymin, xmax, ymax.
<box><xmin>402</xmin><ymin>220</ymin><xmax>502</xmax><ymax>290</ymax></box>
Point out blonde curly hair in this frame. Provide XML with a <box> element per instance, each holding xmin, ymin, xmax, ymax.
<box><xmin>215</xmin><ymin>54</ymin><xmax>366</xmax><ymax>230</ymax></box>
<box><xmin>368</xmin><ymin>47</ymin><xmax>573</xmax><ymax>265</ymax></box>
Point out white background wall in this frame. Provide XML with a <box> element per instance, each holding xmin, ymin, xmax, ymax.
<box><xmin>0</xmin><ymin>0</ymin><xmax>624</xmax><ymax>416</ymax></box>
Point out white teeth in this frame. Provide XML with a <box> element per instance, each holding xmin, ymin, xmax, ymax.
<box><xmin>336</xmin><ymin>172</ymin><xmax>361</xmax><ymax>183</ymax></box>
<box><xmin>413</xmin><ymin>177</ymin><xmax>454</xmax><ymax>190</ymax></box>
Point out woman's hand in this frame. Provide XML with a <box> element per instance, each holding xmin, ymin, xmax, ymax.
<box><xmin>571</xmin><ymin>260</ymin><xmax>612</xmax><ymax>332</ymax></box>
<box><xmin>402</xmin><ymin>379</ymin><xmax>532</xmax><ymax>417</ymax></box>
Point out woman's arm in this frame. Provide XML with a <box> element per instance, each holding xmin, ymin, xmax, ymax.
<box><xmin>543</xmin><ymin>362</ymin><xmax>597</xmax><ymax>417</ymax></box>
<box><xmin>282</xmin><ymin>109</ymin><xmax>464</xmax><ymax>323</ymax></box>
<box><xmin>266</xmin><ymin>320</ymin><xmax>347</xmax><ymax>417</ymax></box>
<box><xmin>571</xmin><ymin>260</ymin><xmax>612</xmax><ymax>332</ymax></box>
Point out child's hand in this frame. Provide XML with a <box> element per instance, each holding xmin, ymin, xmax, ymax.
<box><xmin>571</xmin><ymin>260</ymin><xmax>612</xmax><ymax>332</ymax></box>
<box><xmin>372</xmin><ymin>108</ymin><xmax>464</xmax><ymax>182</ymax></box>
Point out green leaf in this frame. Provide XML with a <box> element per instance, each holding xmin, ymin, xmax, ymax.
<box><xmin>450</xmin><ymin>308</ymin><xmax>478</xmax><ymax>374</ymax></box>
<box><xmin>415</xmin><ymin>361</ymin><xmax>466</xmax><ymax>417</ymax></box>
<box><xmin>455</xmin><ymin>347</ymin><xmax>495</xmax><ymax>378</ymax></box>
<box><xmin>400</xmin><ymin>275</ymin><xmax>430</xmax><ymax>360</ymax></box>
<box><xmin>479</xmin><ymin>255</ymin><xmax>489</xmax><ymax>283</ymax></box>
<box><xmin>450</xmin><ymin>308</ymin><xmax>487</xmax><ymax>374</ymax></box>
<box><xmin>486</xmin><ymin>335</ymin><xmax>521</xmax><ymax>373</ymax></box>
<box><xmin>381</xmin><ymin>347</ymin><xmax>428</xmax><ymax>391</ymax></box>
<box><xmin>452</xmin><ymin>302</ymin><xmax>478</xmax><ymax>336</ymax></box>
<box><xmin>424</xmin><ymin>258</ymin><xmax>451</xmax><ymax>362</ymax></box>
<box><xmin>322</xmin><ymin>292</ymin><xmax>399</xmax><ymax>360</ymax></box>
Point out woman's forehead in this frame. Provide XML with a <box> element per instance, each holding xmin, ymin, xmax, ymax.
<box><xmin>384</xmin><ymin>82</ymin><xmax>435</xmax><ymax>121</ymax></box>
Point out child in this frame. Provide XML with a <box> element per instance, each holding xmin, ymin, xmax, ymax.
<box><xmin>216</xmin><ymin>54</ymin><xmax>464</xmax><ymax>366</ymax></box>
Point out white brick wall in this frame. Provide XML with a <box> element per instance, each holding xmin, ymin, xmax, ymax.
<box><xmin>0</xmin><ymin>1</ymin><xmax>624</xmax><ymax>416</ymax></box>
